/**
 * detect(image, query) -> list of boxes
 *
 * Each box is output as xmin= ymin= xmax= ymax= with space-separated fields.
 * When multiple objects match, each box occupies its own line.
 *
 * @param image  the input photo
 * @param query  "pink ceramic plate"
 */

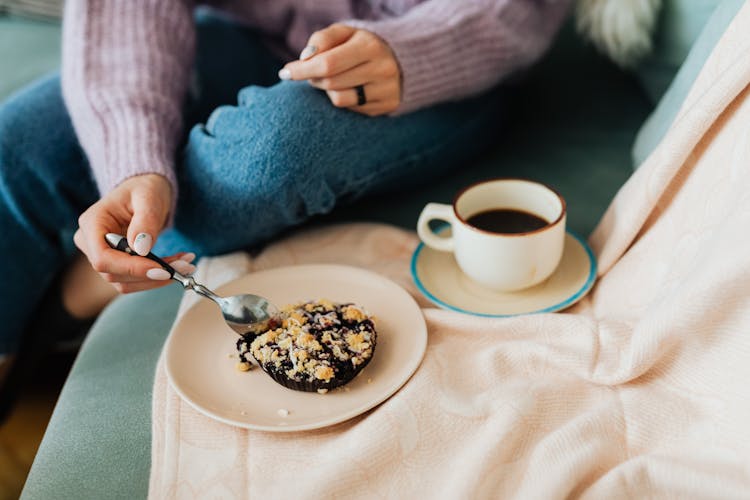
xmin=165 ymin=264 xmax=427 ymax=432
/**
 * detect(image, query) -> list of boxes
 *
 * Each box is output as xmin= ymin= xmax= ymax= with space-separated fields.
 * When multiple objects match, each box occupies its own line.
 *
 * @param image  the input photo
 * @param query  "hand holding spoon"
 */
xmin=105 ymin=234 xmax=278 ymax=336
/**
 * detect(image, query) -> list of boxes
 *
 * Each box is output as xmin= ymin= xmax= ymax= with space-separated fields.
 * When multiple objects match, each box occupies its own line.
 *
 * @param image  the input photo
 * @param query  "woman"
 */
xmin=0 ymin=1 xmax=570 ymax=376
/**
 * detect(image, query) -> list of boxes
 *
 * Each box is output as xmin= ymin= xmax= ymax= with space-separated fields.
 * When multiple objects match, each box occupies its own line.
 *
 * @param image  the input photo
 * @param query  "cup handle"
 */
xmin=417 ymin=203 xmax=455 ymax=252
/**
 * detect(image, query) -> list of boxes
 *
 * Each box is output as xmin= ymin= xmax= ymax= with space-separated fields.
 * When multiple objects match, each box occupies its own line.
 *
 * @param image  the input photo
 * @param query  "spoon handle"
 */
xmin=104 ymin=233 xmax=224 ymax=305
xmin=104 ymin=233 xmax=177 ymax=278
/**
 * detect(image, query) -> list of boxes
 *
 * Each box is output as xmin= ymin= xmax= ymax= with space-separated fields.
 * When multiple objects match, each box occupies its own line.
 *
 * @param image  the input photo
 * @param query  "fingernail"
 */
xmin=181 ymin=252 xmax=196 ymax=264
xmin=299 ymin=45 xmax=317 ymax=60
xmin=278 ymin=68 xmax=291 ymax=80
xmin=133 ymin=233 xmax=153 ymax=256
xmin=146 ymin=268 xmax=171 ymax=281
xmin=171 ymin=260 xmax=196 ymax=276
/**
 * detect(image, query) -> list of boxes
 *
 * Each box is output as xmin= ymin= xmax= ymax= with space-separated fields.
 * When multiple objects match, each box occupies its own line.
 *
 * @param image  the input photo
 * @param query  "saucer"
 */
xmin=410 ymin=229 xmax=597 ymax=316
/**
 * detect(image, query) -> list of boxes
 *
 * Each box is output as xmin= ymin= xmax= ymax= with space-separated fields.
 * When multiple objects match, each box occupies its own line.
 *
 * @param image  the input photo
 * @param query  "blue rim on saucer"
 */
xmin=410 ymin=230 xmax=597 ymax=317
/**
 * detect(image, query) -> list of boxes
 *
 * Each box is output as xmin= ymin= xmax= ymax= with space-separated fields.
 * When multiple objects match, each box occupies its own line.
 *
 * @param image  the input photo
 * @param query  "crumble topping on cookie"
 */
xmin=236 ymin=299 xmax=377 ymax=391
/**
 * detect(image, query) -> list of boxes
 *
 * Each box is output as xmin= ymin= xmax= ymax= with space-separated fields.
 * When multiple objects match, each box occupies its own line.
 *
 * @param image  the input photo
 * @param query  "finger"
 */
xmin=79 ymin=216 xmax=195 ymax=283
xmin=127 ymin=186 xmax=169 ymax=256
xmin=75 ymin=228 xmax=135 ymax=280
xmin=349 ymin=100 xmax=399 ymax=117
xmin=77 ymin=209 xmax=119 ymax=258
xmin=92 ymin=250 xmax=169 ymax=278
xmin=102 ymin=251 xmax=196 ymax=284
xmin=101 ymin=252 xmax=190 ymax=282
xmin=310 ymin=59 xmax=401 ymax=91
xmin=326 ymin=88 xmax=360 ymax=108
xmin=162 ymin=252 xmax=196 ymax=264
xmin=281 ymin=32 xmax=373 ymax=81
xmin=159 ymin=253 xmax=196 ymax=275
xmin=299 ymin=24 xmax=356 ymax=60
xmin=101 ymin=273 xmax=146 ymax=284
xmin=309 ymin=63 xmax=375 ymax=91
xmin=178 ymin=252 xmax=197 ymax=264
xmin=326 ymin=80 xmax=396 ymax=108
xmin=170 ymin=260 xmax=197 ymax=276
xmin=74 ymin=228 xmax=86 ymax=253
xmin=113 ymin=280 xmax=173 ymax=294
xmin=78 ymin=209 xmax=147 ymax=276
xmin=80 ymin=219 xmax=168 ymax=278
xmin=100 ymin=253 xmax=197 ymax=284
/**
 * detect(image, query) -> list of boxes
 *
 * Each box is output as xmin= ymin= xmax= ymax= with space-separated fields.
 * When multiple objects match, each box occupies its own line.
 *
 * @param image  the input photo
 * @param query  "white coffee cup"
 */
xmin=417 ymin=178 xmax=566 ymax=292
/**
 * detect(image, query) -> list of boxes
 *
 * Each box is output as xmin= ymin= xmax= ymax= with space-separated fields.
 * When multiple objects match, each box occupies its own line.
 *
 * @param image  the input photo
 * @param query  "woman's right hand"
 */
xmin=74 ymin=173 xmax=195 ymax=293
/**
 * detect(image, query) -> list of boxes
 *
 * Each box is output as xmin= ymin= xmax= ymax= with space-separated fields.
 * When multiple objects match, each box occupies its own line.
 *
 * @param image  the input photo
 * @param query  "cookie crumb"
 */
xmin=235 ymin=362 xmax=252 ymax=372
xmin=367 ymin=378 xmax=372 ymax=384
xmin=317 ymin=388 xmax=329 ymax=394
xmin=277 ymin=408 xmax=289 ymax=417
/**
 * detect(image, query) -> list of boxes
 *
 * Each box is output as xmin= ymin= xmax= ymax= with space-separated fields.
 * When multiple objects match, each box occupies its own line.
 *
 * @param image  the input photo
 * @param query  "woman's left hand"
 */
xmin=279 ymin=24 xmax=401 ymax=116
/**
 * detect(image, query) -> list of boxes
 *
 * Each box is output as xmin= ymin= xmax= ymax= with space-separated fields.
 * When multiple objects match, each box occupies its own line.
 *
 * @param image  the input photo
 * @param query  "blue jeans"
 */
xmin=0 ymin=15 xmax=506 ymax=354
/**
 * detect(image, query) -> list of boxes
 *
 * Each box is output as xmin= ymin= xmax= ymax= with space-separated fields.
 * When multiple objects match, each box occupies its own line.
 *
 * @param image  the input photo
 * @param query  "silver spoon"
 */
xmin=105 ymin=233 xmax=278 ymax=337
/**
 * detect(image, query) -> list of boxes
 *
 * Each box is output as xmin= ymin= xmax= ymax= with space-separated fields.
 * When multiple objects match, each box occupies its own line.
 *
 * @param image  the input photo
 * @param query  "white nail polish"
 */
xmin=171 ymin=260 xmax=196 ymax=276
xmin=133 ymin=233 xmax=153 ymax=256
xmin=181 ymin=252 xmax=196 ymax=264
xmin=299 ymin=45 xmax=317 ymax=60
xmin=146 ymin=268 xmax=171 ymax=281
xmin=278 ymin=68 xmax=291 ymax=80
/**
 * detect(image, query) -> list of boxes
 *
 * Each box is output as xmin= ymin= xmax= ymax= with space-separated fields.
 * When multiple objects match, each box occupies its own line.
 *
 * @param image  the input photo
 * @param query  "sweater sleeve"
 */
xmin=344 ymin=0 xmax=572 ymax=114
xmin=62 ymin=0 xmax=196 ymax=200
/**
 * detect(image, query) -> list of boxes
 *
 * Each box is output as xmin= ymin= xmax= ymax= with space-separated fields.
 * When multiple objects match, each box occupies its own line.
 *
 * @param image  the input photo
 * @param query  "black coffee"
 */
xmin=466 ymin=209 xmax=549 ymax=234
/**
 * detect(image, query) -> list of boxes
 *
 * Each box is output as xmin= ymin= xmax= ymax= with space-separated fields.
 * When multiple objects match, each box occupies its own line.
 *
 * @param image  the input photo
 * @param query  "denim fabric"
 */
xmin=0 ymin=15 xmax=506 ymax=353
xmin=165 ymin=81 xmax=506 ymax=256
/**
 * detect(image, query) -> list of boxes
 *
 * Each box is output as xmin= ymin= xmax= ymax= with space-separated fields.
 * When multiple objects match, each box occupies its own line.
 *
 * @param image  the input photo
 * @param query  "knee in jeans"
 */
xmin=238 ymin=81 xmax=328 ymax=116
xmin=195 ymin=93 xmax=322 ymax=175
xmin=185 ymin=82 xmax=339 ymax=211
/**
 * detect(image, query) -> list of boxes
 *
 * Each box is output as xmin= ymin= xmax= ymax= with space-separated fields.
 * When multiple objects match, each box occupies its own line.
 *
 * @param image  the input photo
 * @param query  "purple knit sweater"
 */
xmin=62 ymin=0 xmax=571 ymax=199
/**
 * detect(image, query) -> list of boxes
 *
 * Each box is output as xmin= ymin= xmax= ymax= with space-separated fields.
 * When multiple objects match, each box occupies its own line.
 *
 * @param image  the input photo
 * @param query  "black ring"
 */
xmin=355 ymin=85 xmax=367 ymax=106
